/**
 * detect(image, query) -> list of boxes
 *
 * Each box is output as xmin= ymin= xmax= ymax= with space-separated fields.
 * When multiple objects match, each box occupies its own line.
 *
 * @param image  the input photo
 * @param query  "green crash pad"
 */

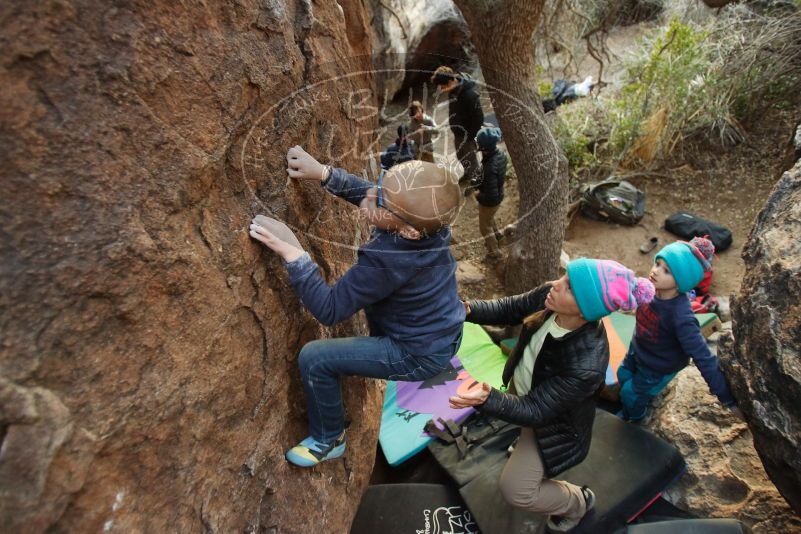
xmin=379 ymin=322 xmax=508 ymax=466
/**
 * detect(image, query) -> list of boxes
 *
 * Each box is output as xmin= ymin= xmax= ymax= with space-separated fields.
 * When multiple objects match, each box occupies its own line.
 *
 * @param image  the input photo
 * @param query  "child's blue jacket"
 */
xmin=284 ymin=168 xmax=465 ymax=356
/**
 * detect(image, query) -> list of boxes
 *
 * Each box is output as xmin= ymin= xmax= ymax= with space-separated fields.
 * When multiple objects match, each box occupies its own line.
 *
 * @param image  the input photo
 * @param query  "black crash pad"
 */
xmin=459 ymin=409 xmax=686 ymax=534
xmin=351 ymin=483 xmax=480 ymax=534
xmin=626 ymin=519 xmax=752 ymax=534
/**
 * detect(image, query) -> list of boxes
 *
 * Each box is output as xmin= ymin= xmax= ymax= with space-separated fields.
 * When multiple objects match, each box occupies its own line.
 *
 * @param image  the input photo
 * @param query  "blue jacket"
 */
xmin=380 ymin=141 xmax=415 ymax=169
xmin=630 ymin=295 xmax=735 ymax=406
xmin=284 ymin=167 xmax=465 ymax=356
xmin=475 ymin=147 xmax=507 ymax=207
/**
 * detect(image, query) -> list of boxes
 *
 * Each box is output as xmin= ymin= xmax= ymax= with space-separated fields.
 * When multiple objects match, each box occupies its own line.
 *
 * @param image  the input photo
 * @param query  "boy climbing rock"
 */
xmin=617 ymin=237 xmax=744 ymax=422
xmin=249 ymin=146 xmax=465 ymax=467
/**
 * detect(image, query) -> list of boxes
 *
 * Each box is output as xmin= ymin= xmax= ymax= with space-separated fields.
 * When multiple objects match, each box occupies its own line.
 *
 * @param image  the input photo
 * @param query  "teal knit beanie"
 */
xmin=566 ymin=258 xmax=654 ymax=321
xmin=476 ymin=127 xmax=502 ymax=150
xmin=654 ymin=237 xmax=715 ymax=294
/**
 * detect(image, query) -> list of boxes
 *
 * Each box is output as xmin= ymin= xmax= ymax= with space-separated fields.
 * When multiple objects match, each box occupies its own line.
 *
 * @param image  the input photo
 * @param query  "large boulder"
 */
xmin=719 ymin=159 xmax=801 ymax=516
xmin=648 ymin=366 xmax=801 ymax=532
xmin=368 ymin=0 xmax=470 ymax=105
xmin=0 ymin=1 xmax=384 ymax=532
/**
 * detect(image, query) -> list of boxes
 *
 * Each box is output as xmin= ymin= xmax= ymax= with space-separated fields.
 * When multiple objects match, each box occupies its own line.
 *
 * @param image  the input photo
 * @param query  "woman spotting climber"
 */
xmin=451 ymin=259 xmax=655 ymax=532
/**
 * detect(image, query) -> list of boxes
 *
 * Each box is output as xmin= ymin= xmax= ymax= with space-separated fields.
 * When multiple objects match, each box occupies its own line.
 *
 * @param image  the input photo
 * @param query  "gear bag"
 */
xmin=664 ymin=211 xmax=733 ymax=252
xmin=426 ymin=413 xmax=520 ymax=487
xmin=580 ymin=178 xmax=646 ymax=225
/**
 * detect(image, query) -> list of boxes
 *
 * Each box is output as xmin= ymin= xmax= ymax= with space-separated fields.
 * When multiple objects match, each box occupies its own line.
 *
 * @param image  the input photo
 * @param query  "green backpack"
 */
xmin=580 ymin=178 xmax=646 ymax=225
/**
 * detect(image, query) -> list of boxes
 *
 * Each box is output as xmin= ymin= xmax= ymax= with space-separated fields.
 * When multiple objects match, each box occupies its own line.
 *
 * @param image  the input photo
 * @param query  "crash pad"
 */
xmin=458 ymin=409 xmax=686 ymax=534
xmin=626 ymin=518 xmax=752 ymax=534
xmin=350 ymin=484 xmax=479 ymax=534
xmin=379 ymin=322 xmax=507 ymax=466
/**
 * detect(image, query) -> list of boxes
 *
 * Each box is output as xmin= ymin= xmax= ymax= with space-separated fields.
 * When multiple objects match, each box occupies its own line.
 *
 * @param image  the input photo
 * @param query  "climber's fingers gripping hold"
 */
xmin=286 ymin=145 xmax=327 ymax=181
xmin=249 ymin=215 xmax=305 ymax=262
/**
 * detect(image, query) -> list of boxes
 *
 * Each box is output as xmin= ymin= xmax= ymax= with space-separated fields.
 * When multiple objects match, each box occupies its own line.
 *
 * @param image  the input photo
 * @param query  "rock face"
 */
xmin=719 ymin=159 xmax=801 ymax=517
xmin=0 ymin=1 xmax=385 ymax=532
xmin=648 ymin=367 xmax=801 ymax=533
xmin=368 ymin=0 xmax=470 ymax=105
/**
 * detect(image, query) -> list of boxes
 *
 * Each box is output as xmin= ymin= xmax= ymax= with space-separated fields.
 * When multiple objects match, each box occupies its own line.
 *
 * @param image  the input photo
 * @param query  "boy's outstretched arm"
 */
xmin=285 ymin=253 xmax=410 ymax=326
xmin=250 ymin=215 xmax=409 ymax=326
xmin=675 ymin=313 xmax=737 ymax=408
xmin=286 ymin=146 xmax=373 ymax=206
xmin=249 ymin=215 xmax=304 ymax=262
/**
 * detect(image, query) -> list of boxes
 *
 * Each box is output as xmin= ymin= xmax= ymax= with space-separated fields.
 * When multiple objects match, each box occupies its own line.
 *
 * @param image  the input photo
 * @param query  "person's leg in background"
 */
xmin=454 ymin=132 xmax=479 ymax=184
xmin=477 ymin=203 xmax=501 ymax=258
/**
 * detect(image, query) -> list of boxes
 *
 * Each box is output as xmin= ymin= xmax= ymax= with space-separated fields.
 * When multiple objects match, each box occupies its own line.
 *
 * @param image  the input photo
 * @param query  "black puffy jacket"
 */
xmin=475 ymin=148 xmax=507 ymax=207
xmin=448 ymin=75 xmax=484 ymax=139
xmin=467 ymin=284 xmax=609 ymax=477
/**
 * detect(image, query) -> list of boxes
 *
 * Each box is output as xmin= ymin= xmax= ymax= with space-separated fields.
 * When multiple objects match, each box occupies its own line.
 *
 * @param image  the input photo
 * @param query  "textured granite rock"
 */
xmin=719 ymin=159 xmax=801 ymax=517
xmin=0 ymin=1 xmax=385 ymax=532
xmin=368 ymin=0 xmax=470 ymax=104
xmin=648 ymin=366 xmax=801 ymax=533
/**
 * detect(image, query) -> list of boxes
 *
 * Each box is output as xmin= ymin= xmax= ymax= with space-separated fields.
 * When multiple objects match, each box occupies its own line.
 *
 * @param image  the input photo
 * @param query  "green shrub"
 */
xmin=547 ymin=6 xmax=801 ymax=173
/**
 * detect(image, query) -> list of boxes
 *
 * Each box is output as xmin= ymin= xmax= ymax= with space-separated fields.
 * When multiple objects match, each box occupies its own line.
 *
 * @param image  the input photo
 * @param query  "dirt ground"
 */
xmin=454 ymin=107 xmax=796 ymax=303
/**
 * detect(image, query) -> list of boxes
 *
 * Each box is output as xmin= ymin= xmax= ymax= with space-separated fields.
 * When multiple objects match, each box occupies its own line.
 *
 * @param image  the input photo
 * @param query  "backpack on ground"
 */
xmin=664 ymin=212 xmax=733 ymax=252
xmin=580 ymin=178 xmax=646 ymax=225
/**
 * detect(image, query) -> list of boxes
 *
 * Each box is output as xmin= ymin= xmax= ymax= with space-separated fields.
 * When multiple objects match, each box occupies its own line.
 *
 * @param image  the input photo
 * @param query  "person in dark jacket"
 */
xmin=380 ymin=125 xmax=416 ymax=170
xmin=473 ymin=127 xmax=507 ymax=260
xmin=431 ymin=66 xmax=484 ymax=184
xmin=451 ymin=259 xmax=655 ymax=532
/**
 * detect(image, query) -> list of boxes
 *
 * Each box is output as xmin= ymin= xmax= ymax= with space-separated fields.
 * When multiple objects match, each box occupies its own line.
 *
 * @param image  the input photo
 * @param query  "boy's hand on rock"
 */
xmin=462 ymin=300 xmax=471 ymax=315
xmin=286 ymin=145 xmax=328 ymax=182
xmin=249 ymin=215 xmax=304 ymax=262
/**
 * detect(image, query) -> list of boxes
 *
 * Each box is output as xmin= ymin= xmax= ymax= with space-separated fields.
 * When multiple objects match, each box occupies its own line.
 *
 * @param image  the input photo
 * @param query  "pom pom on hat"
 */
xmin=689 ymin=236 xmax=715 ymax=270
xmin=632 ymin=277 xmax=655 ymax=306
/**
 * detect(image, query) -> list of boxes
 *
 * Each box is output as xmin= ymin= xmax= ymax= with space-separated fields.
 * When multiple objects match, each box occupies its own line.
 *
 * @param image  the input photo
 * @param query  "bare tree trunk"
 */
xmin=453 ymin=0 xmax=568 ymax=293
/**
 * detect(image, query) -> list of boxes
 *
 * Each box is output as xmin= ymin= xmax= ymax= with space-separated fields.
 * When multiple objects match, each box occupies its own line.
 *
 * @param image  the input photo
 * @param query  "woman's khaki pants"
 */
xmin=498 ymin=427 xmax=586 ymax=519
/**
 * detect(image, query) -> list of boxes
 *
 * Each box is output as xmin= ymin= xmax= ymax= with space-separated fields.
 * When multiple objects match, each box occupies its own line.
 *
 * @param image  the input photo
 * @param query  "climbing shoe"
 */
xmin=546 ymin=486 xmax=595 ymax=532
xmin=285 ymin=432 xmax=346 ymax=467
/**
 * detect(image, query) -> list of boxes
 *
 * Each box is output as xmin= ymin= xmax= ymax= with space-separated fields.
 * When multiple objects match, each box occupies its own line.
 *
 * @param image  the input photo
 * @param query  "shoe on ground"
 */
xmin=546 ymin=486 xmax=595 ymax=532
xmin=639 ymin=236 xmax=659 ymax=254
xmin=286 ymin=432 xmax=346 ymax=467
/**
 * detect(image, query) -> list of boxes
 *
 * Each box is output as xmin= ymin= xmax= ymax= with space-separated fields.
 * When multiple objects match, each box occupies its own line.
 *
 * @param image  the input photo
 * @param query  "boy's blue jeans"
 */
xmin=298 ymin=334 xmax=461 ymax=443
xmin=617 ymin=352 xmax=677 ymax=421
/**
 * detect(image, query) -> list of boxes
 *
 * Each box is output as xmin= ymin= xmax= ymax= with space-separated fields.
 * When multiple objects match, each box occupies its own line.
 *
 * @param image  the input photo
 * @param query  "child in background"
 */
xmin=380 ymin=125 xmax=416 ymax=169
xmin=472 ymin=127 xmax=507 ymax=261
xmin=617 ymin=237 xmax=743 ymax=422
xmin=408 ymin=100 xmax=439 ymax=163
xmin=249 ymin=146 xmax=465 ymax=467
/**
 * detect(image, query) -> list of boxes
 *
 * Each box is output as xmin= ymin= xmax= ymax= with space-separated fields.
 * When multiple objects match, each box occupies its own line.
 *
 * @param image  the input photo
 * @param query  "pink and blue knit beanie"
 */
xmin=566 ymin=258 xmax=655 ymax=321
xmin=654 ymin=236 xmax=715 ymax=293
